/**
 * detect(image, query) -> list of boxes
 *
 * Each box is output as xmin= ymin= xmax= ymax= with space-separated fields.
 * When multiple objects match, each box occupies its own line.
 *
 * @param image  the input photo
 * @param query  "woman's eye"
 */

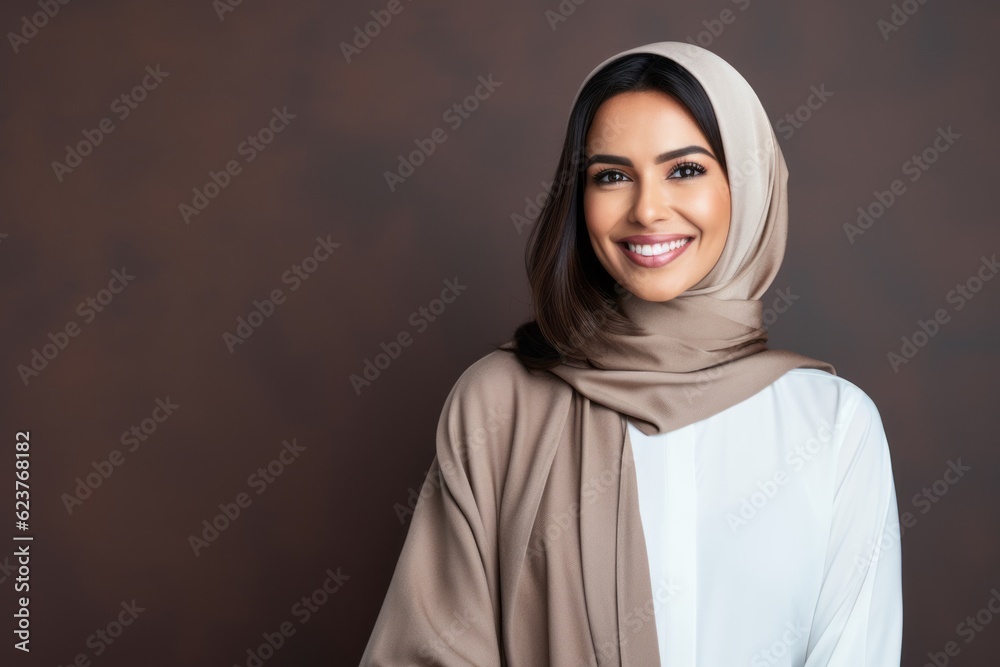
xmin=669 ymin=162 xmax=707 ymax=179
xmin=592 ymin=163 xmax=706 ymax=184
xmin=592 ymin=169 xmax=629 ymax=185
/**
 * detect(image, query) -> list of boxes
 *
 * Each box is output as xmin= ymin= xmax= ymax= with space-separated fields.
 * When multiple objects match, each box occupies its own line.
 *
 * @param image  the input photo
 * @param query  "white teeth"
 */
xmin=626 ymin=238 xmax=690 ymax=256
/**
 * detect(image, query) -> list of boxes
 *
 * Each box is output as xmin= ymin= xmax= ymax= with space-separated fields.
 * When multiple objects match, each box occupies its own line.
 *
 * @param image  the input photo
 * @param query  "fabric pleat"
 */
xmin=535 ymin=40 xmax=836 ymax=663
xmin=361 ymin=40 xmax=837 ymax=667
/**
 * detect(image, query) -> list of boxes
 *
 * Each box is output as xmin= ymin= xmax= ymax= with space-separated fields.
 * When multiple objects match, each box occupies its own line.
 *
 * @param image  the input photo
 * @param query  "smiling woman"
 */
xmin=361 ymin=42 xmax=902 ymax=667
xmin=583 ymin=89 xmax=732 ymax=302
xmin=504 ymin=52 xmax=748 ymax=366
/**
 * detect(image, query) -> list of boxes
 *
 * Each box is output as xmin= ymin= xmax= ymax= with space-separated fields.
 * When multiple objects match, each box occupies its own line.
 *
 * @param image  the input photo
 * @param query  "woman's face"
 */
xmin=583 ymin=90 xmax=731 ymax=302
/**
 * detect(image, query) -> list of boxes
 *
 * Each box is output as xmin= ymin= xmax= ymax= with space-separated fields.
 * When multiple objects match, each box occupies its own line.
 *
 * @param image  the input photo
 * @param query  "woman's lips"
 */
xmin=618 ymin=238 xmax=693 ymax=268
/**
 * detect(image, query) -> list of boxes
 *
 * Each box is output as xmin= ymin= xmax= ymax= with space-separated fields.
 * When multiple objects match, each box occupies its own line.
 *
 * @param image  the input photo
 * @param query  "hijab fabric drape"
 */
xmin=543 ymin=39 xmax=836 ymax=437
xmin=361 ymin=41 xmax=836 ymax=666
xmin=510 ymin=40 xmax=836 ymax=662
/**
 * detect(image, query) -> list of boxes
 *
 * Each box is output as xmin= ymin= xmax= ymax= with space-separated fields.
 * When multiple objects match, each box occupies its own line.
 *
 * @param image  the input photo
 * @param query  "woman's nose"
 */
xmin=629 ymin=179 xmax=673 ymax=226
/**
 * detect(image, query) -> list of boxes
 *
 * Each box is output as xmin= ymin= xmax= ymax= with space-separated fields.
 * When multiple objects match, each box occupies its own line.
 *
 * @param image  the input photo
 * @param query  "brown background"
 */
xmin=1 ymin=0 xmax=998 ymax=664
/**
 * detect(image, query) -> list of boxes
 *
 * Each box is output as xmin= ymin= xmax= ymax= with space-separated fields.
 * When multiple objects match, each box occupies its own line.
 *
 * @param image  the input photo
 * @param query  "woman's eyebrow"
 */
xmin=585 ymin=145 xmax=715 ymax=168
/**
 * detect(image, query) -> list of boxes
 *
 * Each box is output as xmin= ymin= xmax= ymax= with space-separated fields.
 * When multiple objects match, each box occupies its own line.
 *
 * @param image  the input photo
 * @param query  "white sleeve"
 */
xmin=803 ymin=390 xmax=903 ymax=665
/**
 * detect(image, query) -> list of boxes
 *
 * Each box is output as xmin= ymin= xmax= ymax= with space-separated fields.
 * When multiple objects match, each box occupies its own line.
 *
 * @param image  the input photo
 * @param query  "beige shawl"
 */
xmin=361 ymin=41 xmax=836 ymax=666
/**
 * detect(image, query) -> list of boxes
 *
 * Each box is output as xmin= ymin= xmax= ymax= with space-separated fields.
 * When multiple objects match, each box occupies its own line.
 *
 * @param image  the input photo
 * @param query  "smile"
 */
xmin=618 ymin=237 xmax=693 ymax=267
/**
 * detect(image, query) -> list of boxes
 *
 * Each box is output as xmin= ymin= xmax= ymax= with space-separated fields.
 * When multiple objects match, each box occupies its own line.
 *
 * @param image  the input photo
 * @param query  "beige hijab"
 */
xmin=545 ymin=40 xmax=836 ymax=437
xmin=361 ymin=41 xmax=835 ymax=666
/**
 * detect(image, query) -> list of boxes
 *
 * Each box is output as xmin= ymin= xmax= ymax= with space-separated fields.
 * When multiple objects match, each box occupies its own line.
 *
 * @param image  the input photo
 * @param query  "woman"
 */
xmin=361 ymin=41 xmax=902 ymax=666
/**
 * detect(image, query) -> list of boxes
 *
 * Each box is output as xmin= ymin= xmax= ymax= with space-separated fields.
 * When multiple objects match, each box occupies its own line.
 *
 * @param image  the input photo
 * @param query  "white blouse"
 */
xmin=629 ymin=368 xmax=902 ymax=666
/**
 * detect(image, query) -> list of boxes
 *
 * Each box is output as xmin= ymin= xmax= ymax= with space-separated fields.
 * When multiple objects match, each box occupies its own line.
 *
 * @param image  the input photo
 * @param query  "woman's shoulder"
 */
xmin=435 ymin=345 xmax=571 ymax=476
xmin=447 ymin=344 xmax=565 ymax=406
xmin=768 ymin=369 xmax=894 ymax=500
xmin=775 ymin=367 xmax=885 ymax=426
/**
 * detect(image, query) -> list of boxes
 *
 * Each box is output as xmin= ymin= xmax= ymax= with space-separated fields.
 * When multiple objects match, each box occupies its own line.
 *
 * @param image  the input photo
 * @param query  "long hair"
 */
xmin=496 ymin=53 xmax=729 ymax=371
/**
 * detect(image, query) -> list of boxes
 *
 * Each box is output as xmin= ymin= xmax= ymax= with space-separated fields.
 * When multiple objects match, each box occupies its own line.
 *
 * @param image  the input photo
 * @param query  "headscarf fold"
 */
xmin=505 ymin=40 xmax=835 ymax=663
xmin=544 ymin=40 xmax=835 ymax=436
xmin=363 ymin=41 xmax=838 ymax=667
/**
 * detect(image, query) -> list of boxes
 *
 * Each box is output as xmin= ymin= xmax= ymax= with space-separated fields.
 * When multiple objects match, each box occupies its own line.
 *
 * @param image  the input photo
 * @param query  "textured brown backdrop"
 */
xmin=1 ymin=0 xmax=998 ymax=664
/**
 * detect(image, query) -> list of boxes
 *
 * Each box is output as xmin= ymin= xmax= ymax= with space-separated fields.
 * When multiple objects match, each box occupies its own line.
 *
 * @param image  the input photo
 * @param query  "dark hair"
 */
xmin=493 ymin=53 xmax=729 ymax=370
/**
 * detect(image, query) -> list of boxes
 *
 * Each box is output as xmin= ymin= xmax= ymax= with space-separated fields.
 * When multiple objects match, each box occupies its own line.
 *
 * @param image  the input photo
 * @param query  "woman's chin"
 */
xmin=618 ymin=280 xmax=687 ymax=303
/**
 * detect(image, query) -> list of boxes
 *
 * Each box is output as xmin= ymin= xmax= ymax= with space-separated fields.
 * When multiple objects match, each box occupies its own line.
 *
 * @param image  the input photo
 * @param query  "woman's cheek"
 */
xmin=683 ymin=189 xmax=728 ymax=233
xmin=585 ymin=197 xmax=615 ymax=237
